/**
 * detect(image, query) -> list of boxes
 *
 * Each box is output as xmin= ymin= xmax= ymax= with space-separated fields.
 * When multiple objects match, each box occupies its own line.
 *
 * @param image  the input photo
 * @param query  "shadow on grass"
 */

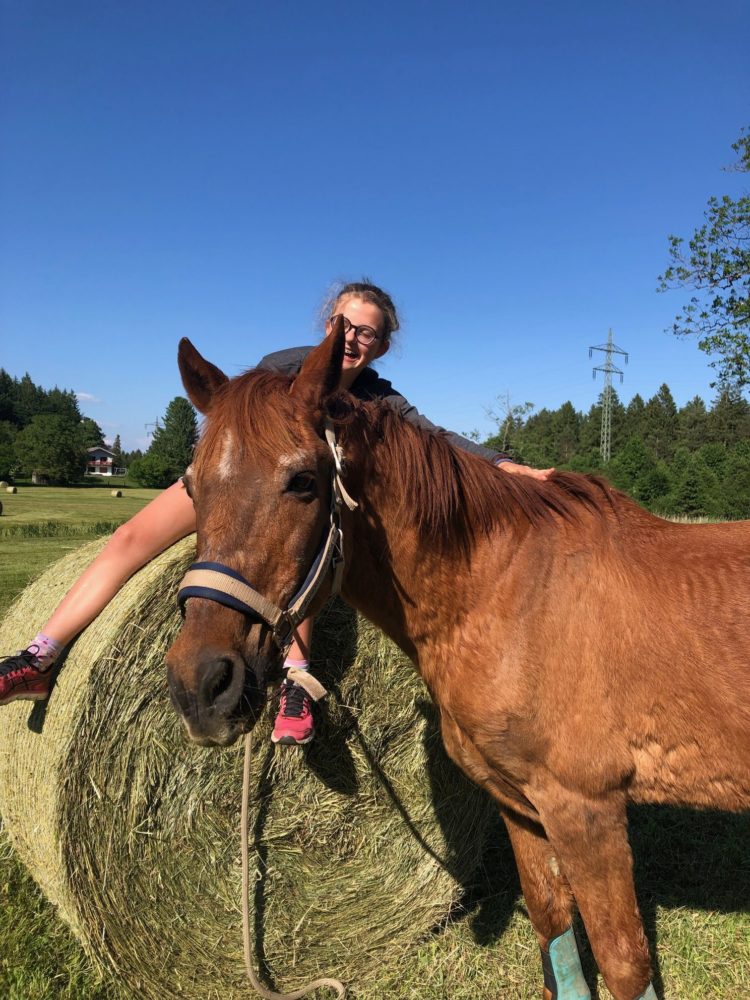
xmin=433 ymin=795 xmax=750 ymax=999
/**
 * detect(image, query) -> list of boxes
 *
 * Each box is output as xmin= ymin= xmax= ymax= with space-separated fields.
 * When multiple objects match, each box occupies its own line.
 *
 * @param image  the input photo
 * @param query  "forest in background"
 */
xmin=483 ymin=383 xmax=750 ymax=519
xmin=2 ymin=365 xmax=748 ymax=517
xmin=0 ymin=369 xmax=196 ymax=487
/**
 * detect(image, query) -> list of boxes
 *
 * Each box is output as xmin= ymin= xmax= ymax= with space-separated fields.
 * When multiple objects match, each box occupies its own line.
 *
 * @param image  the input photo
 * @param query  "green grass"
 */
xmin=0 ymin=488 xmax=748 ymax=999
xmin=0 ymin=486 xmax=158 ymax=526
xmin=0 ymin=830 xmax=126 ymax=1000
xmin=0 ymin=487 xmax=158 ymax=619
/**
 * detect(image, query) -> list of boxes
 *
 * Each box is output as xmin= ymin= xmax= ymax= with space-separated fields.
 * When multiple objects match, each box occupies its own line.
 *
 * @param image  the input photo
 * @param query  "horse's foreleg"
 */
xmin=501 ymin=809 xmax=591 ymax=1000
xmin=440 ymin=712 xmax=591 ymax=1000
xmin=535 ymin=787 xmax=653 ymax=1000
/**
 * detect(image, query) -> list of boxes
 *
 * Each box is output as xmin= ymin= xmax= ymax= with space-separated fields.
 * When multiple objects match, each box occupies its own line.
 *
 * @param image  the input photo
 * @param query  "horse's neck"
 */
xmin=338 ymin=433 xmax=493 ymax=670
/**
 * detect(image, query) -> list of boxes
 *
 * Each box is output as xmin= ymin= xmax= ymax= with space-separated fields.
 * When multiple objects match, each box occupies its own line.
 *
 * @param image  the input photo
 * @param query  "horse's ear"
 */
xmin=178 ymin=338 xmax=229 ymax=414
xmin=290 ymin=318 xmax=345 ymax=409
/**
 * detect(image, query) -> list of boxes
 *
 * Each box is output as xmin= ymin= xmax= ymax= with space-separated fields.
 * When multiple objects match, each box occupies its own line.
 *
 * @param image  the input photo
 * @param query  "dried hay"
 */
xmin=6 ymin=485 xmax=17 ymax=493
xmin=0 ymin=537 xmax=495 ymax=999
xmin=111 ymin=489 xmax=123 ymax=497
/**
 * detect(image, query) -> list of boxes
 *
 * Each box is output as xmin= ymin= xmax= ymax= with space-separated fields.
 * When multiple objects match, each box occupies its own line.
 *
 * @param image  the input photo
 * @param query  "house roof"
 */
xmin=87 ymin=446 xmax=115 ymax=457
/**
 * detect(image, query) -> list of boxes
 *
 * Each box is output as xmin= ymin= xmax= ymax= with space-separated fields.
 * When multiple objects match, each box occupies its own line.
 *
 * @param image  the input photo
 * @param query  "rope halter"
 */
xmin=177 ymin=419 xmax=357 ymax=652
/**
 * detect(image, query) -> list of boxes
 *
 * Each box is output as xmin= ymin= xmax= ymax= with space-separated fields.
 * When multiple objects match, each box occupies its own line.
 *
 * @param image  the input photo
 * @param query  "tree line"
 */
xmin=2 ymin=365 xmax=748 ymax=515
xmin=0 ymin=370 xmax=107 ymax=483
xmin=484 ymin=383 xmax=750 ymax=519
xmin=0 ymin=369 xmax=197 ymax=487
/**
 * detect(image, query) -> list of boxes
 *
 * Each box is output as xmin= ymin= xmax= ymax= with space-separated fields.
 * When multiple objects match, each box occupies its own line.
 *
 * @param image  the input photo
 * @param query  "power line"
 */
xmin=589 ymin=330 xmax=628 ymax=463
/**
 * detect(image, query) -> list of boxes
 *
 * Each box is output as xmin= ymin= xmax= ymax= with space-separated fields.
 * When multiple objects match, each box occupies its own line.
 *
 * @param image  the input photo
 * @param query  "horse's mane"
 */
xmin=195 ymin=368 xmax=623 ymax=547
xmin=335 ymin=394 xmax=621 ymax=546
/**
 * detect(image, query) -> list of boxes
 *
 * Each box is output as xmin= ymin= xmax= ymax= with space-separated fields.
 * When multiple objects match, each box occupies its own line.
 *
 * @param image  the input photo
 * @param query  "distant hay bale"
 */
xmin=6 ymin=485 xmax=17 ymax=493
xmin=0 ymin=480 xmax=8 ymax=488
xmin=0 ymin=538 xmax=495 ymax=999
xmin=110 ymin=489 xmax=123 ymax=497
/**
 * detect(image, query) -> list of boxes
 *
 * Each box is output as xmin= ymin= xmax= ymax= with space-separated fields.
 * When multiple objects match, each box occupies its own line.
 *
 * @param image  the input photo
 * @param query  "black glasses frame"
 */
xmin=330 ymin=314 xmax=381 ymax=347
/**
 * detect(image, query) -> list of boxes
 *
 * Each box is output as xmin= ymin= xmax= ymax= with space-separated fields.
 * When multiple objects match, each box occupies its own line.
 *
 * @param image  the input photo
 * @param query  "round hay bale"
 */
xmin=110 ymin=489 xmax=123 ymax=497
xmin=0 ymin=480 xmax=8 ymax=488
xmin=0 ymin=538 xmax=495 ymax=999
xmin=6 ymin=485 xmax=17 ymax=493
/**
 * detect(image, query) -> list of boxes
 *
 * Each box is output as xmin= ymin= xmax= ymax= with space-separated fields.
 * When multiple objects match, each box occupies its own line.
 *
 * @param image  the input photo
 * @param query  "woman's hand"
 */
xmin=498 ymin=461 xmax=555 ymax=481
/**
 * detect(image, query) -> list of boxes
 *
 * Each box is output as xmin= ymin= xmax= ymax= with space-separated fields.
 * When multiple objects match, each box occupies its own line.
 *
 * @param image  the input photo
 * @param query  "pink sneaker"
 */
xmin=271 ymin=678 xmax=315 ymax=745
xmin=0 ymin=647 xmax=54 ymax=705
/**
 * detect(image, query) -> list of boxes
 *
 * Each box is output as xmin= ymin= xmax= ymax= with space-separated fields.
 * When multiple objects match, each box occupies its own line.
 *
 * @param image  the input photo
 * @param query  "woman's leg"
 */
xmin=1 ymin=482 xmax=196 ymax=706
xmin=272 ymin=616 xmax=316 ymax=745
xmin=43 ymin=480 xmax=196 ymax=646
xmin=287 ymin=618 xmax=312 ymax=662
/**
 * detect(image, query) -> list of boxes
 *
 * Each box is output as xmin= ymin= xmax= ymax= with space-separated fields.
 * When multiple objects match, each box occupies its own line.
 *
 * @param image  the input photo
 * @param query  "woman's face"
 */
xmin=325 ymin=295 xmax=389 ymax=386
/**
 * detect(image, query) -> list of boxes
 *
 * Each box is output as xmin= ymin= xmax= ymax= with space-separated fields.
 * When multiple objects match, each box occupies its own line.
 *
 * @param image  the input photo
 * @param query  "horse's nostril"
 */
xmin=198 ymin=653 xmax=245 ymax=716
xmin=207 ymin=659 xmax=234 ymax=703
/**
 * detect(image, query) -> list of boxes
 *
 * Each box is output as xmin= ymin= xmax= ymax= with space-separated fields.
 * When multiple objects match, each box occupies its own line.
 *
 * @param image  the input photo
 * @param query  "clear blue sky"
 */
xmin=1 ymin=1 xmax=748 ymax=451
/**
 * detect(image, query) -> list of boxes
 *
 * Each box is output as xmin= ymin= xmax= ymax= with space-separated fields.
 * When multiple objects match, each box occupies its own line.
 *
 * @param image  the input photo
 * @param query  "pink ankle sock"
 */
xmin=284 ymin=657 xmax=309 ymax=672
xmin=28 ymin=632 xmax=62 ymax=669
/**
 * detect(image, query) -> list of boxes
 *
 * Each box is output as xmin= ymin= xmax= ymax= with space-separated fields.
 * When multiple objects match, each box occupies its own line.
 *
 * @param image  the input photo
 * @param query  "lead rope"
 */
xmin=241 ymin=733 xmax=346 ymax=1000
xmin=239 ymin=419 xmax=350 ymax=997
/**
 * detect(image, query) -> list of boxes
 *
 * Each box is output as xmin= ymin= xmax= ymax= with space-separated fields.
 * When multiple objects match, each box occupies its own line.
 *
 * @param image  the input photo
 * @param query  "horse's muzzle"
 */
xmin=166 ymin=646 xmax=269 ymax=747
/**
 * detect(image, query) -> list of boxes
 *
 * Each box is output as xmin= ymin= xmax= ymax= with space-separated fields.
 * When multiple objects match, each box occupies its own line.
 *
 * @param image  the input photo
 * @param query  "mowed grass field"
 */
xmin=0 ymin=487 xmax=749 ymax=998
xmin=0 ymin=487 xmax=160 ymax=619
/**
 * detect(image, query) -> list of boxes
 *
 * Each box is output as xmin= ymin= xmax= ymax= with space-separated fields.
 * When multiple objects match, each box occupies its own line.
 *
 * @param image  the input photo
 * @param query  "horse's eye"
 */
xmin=286 ymin=472 xmax=317 ymax=497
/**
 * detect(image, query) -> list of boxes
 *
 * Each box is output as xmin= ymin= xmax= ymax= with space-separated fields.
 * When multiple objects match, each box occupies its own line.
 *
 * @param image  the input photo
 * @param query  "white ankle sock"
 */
xmin=28 ymin=632 xmax=62 ymax=670
xmin=284 ymin=657 xmax=309 ymax=673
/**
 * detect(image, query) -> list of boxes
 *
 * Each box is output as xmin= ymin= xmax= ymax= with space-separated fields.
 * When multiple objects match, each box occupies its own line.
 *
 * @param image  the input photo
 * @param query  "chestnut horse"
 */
xmin=166 ymin=327 xmax=750 ymax=1000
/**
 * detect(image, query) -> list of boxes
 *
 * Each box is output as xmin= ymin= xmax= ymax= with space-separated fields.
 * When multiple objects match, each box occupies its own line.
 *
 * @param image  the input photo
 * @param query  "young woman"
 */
xmin=0 ymin=282 xmax=552 ymax=742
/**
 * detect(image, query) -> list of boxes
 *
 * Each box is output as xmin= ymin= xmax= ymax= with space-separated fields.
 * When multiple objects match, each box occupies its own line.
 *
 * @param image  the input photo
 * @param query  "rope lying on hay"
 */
xmin=0 ymin=537 xmax=495 ymax=999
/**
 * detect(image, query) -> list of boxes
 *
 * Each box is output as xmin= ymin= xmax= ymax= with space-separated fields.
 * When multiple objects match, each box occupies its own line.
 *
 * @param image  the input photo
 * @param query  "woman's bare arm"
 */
xmin=44 ymin=481 xmax=197 ymax=646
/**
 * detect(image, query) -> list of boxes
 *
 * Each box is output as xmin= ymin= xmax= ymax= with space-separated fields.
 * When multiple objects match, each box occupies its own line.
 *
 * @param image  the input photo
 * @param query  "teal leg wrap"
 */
xmin=635 ymin=985 xmax=658 ymax=1000
xmin=540 ymin=927 xmax=591 ymax=999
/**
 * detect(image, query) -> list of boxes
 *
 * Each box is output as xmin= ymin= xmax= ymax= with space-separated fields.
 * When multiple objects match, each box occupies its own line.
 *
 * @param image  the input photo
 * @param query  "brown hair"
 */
xmin=322 ymin=279 xmax=400 ymax=343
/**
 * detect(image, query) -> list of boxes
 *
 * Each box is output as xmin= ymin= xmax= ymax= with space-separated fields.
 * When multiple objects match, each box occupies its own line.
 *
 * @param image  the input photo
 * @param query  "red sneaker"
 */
xmin=271 ymin=678 xmax=315 ymax=745
xmin=0 ymin=648 xmax=54 ymax=705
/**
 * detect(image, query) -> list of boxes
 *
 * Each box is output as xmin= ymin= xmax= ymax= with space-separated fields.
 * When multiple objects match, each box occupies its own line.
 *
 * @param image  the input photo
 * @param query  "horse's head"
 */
xmin=165 ymin=324 xmax=347 ymax=746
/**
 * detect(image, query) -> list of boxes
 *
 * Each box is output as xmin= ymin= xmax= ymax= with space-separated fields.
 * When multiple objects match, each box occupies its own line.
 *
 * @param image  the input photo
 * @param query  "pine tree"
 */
xmin=642 ymin=385 xmax=678 ymax=462
xmin=0 ymin=370 xmax=16 ymax=424
xmin=708 ymin=387 xmax=750 ymax=447
xmin=623 ymin=394 xmax=646 ymax=441
xmin=552 ymin=402 xmax=581 ymax=463
xmin=722 ymin=440 xmax=750 ymax=518
xmin=609 ymin=436 xmax=655 ymax=486
xmin=0 ymin=421 xmax=17 ymax=480
xmin=149 ymin=397 xmax=198 ymax=476
xmin=112 ymin=434 xmax=124 ymax=471
xmin=670 ymin=453 xmax=723 ymax=518
xmin=15 ymin=374 xmax=44 ymax=426
xmin=677 ymin=396 xmax=709 ymax=451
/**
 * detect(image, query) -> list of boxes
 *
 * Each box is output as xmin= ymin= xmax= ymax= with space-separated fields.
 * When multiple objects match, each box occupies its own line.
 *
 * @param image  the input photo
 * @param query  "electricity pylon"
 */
xmin=144 ymin=418 xmax=161 ymax=440
xmin=589 ymin=330 xmax=628 ymax=463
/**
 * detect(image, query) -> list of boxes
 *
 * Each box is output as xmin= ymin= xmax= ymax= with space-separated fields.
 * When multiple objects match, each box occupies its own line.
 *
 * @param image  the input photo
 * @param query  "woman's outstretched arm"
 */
xmin=43 ymin=480 xmax=196 ymax=647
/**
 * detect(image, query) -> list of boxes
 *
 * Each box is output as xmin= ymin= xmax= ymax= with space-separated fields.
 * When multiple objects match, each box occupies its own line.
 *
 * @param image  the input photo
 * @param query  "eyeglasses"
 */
xmin=329 ymin=314 xmax=381 ymax=347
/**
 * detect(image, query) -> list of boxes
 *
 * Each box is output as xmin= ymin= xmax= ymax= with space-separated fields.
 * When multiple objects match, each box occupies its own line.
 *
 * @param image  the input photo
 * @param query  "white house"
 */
xmin=86 ymin=446 xmax=126 ymax=477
